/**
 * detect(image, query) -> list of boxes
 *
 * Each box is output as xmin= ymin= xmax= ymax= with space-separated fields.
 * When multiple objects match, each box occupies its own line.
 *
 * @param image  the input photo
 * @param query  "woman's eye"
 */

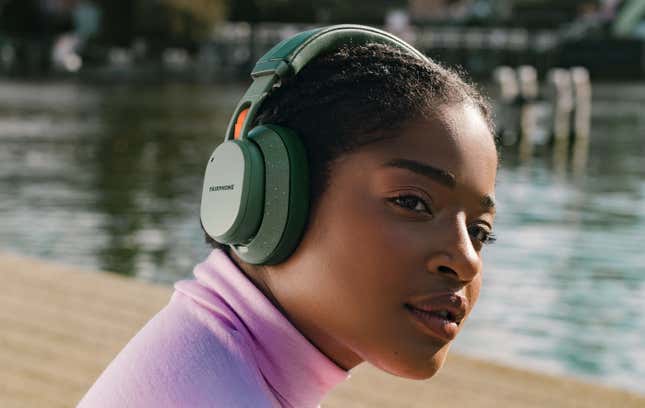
xmin=389 ymin=195 xmax=431 ymax=214
xmin=468 ymin=225 xmax=496 ymax=245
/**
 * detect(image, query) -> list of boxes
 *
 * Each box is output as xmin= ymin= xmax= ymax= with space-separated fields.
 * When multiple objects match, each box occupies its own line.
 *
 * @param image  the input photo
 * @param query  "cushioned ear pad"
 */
xmin=233 ymin=124 xmax=309 ymax=265
xmin=262 ymin=124 xmax=310 ymax=264
xmin=200 ymin=140 xmax=265 ymax=244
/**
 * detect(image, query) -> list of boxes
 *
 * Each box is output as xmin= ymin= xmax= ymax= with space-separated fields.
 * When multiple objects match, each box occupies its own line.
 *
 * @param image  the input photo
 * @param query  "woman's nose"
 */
xmin=426 ymin=214 xmax=480 ymax=283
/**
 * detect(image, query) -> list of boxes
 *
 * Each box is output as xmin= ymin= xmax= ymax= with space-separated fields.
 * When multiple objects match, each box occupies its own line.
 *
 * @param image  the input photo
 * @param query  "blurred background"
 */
xmin=1 ymin=0 xmax=644 ymax=396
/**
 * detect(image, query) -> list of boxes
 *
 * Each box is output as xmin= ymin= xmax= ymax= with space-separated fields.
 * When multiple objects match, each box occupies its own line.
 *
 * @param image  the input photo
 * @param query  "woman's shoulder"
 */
xmin=77 ymin=290 xmax=279 ymax=407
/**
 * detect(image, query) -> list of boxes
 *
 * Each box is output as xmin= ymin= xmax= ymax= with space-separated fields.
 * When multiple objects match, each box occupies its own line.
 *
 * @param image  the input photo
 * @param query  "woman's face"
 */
xmin=268 ymin=103 xmax=498 ymax=379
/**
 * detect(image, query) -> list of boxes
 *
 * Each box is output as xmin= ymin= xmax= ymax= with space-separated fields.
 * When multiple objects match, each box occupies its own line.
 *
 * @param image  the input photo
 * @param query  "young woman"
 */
xmin=79 ymin=25 xmax=497 ymax=407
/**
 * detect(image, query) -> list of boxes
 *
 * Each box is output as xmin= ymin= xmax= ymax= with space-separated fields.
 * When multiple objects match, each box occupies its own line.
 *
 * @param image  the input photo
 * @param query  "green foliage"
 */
xmin=95 ymin=0 xmax=227 ymax=49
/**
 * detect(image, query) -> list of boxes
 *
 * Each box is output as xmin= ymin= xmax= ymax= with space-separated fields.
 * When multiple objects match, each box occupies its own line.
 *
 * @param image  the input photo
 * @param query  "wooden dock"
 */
xmin=1 ymin=251 xmax=644 ymax=408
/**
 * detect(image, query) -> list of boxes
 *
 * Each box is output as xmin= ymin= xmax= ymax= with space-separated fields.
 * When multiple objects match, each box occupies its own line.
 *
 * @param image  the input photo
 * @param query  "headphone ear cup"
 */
xmin=232 ymin=125 xmax=309 ymax=265
xmin=200 ymin=140 xmax=265 ymax=244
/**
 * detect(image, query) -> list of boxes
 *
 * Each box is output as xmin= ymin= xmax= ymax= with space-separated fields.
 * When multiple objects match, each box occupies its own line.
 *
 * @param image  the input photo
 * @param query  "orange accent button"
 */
xmin=234 ymin=108 xmax=249 ymax=140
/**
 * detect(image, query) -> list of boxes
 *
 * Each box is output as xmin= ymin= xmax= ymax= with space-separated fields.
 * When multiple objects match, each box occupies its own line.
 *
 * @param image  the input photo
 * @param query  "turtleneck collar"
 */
xmin=174 ymin=249 xmax=349 ymax=407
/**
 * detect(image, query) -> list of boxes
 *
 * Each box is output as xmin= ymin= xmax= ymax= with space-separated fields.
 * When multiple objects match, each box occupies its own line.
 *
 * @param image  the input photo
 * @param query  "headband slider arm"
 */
xmin=251 ymin=59 xmax=293 ymax=81
xmin=225 ymin=74 xmax=277 ymax=141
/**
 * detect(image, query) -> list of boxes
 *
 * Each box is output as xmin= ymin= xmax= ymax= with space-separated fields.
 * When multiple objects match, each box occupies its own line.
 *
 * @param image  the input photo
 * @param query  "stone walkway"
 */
xmin=1 ymin=251 xmax=643 ymax=408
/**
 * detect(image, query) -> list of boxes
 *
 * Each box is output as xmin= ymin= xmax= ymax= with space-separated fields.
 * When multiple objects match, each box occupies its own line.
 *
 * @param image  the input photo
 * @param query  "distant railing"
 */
xmin=199 ymin=23 xmax=563 ymax=78
xmin=1 ymin=22 xmax=642 ymax=80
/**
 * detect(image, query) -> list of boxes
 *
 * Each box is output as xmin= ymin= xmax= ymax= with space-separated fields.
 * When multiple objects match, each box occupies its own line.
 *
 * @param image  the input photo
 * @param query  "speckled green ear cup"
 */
xmin=232 ymin=125 xmax=309 ymax=265
xmin=200 ymin=140 xmax=265 ymax=244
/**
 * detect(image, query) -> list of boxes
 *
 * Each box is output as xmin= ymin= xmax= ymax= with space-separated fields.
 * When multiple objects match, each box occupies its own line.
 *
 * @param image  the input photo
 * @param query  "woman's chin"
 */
xmin=372 ymin=344 xmax=451 ymax=380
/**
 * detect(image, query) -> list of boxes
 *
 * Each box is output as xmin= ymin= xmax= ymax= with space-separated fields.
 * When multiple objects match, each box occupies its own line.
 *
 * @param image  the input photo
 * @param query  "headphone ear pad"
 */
xmin=232 ymin=124 xmax=309 ymax=265
xmin=200 ymin=140 xmax=265 ymax=244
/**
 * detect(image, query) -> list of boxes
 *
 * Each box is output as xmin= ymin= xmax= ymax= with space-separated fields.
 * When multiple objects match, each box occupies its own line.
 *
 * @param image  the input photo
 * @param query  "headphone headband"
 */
xmin=203 ymin=24 xmax=428 ymax=264
xmin=225 ymin=24 xmax=426 ymax=142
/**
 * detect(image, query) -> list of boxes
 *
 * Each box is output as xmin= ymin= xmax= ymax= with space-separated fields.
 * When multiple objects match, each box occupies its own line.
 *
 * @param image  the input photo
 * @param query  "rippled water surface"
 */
xmin=1 ymin=79 xmax=643 ymax=393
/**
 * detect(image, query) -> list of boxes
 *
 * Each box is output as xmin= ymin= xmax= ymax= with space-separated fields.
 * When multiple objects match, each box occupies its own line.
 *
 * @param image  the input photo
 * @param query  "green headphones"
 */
xmin=200 ymin=24 xmax=427 ymax=265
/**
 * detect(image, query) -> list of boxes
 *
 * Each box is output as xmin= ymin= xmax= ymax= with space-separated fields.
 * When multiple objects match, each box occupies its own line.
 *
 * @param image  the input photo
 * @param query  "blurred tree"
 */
xmin=0 ymin=0 xmax=70 ymax=74
xmin=229 ymin=0 xmax=314 ymax=23
xmin=159 ymin=0 xmax=227 ymax=42
xmin=509 ymin=0 xmax=597 ymax=28
xmin=318 ymin=0 xmax=408 ymax=24
xmin=0 ymin=0 xmax=77 ymax=37
xmin=227 ymin=0 xmax=406 ymax=68
xmin=94 ymin=2 xmax=135 ymax=47
xmin=228 ymin=0 xmax=406 ymax=25
xmin=0 ymin=0 xmax=45 ymax=36
xmin=94 ymin=0 xmax=227 ymax=54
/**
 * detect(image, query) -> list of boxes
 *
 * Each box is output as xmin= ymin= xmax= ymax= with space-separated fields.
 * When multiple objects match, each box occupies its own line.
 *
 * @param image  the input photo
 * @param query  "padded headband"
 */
xmin=224 ymin=24 xmax=428 ymax=142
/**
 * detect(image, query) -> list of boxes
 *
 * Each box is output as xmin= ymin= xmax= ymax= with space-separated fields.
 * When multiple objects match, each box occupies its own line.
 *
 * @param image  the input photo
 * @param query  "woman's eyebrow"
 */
xmin=383 ymin=158 xmax=456 ymax=188
xmin=383 ymin=158 xmax=496 ymax=212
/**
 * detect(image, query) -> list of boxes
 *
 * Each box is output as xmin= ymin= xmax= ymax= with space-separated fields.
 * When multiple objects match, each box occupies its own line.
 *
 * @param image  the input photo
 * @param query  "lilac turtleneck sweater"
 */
xmin=77 ymin=249 xmax=349 ymax=407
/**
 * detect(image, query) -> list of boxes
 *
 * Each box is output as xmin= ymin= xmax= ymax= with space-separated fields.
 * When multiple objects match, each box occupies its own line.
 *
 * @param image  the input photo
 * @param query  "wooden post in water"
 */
xmin=492 ymin=66 xmax=521 ymax=145
xmin=547 ymin=68 xmax=574 ymax=168
xmin=517 ymin=65 xmax=539 ymax=161
xmin=571 ymin=66 xmax=592 ymax=175
xmin=492 ymin=63 xmax=592 ymax=169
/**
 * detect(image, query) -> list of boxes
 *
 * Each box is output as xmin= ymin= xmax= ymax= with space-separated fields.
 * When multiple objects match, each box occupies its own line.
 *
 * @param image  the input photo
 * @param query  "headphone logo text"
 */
xmin=209 ymin=184 xmax=235 ymax=192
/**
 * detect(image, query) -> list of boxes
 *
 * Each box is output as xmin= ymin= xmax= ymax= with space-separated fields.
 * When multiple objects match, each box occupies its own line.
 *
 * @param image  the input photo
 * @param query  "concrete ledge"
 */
xmin=1 ymin=251 xmax=643 ymax=408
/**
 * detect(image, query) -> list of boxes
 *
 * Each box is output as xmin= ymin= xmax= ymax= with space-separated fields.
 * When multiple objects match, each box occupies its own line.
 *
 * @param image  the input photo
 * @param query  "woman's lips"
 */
xmin=404 ymin=293 xmax=469 ymax=342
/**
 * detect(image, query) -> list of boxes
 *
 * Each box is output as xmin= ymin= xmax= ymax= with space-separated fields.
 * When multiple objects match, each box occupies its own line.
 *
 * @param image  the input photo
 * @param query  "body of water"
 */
xmin=1 ymin=79 xmax=643 ymax=394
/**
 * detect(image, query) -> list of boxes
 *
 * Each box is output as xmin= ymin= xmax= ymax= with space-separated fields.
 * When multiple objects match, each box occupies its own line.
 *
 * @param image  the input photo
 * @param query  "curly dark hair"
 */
xmin=205 ymin=41 xmax=495 ymax=250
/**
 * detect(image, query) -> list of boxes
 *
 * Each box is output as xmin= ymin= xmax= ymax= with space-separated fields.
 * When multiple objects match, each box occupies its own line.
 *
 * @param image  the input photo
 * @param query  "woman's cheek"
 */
xmin=464 ymin=275 xmax=482 ymax=319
